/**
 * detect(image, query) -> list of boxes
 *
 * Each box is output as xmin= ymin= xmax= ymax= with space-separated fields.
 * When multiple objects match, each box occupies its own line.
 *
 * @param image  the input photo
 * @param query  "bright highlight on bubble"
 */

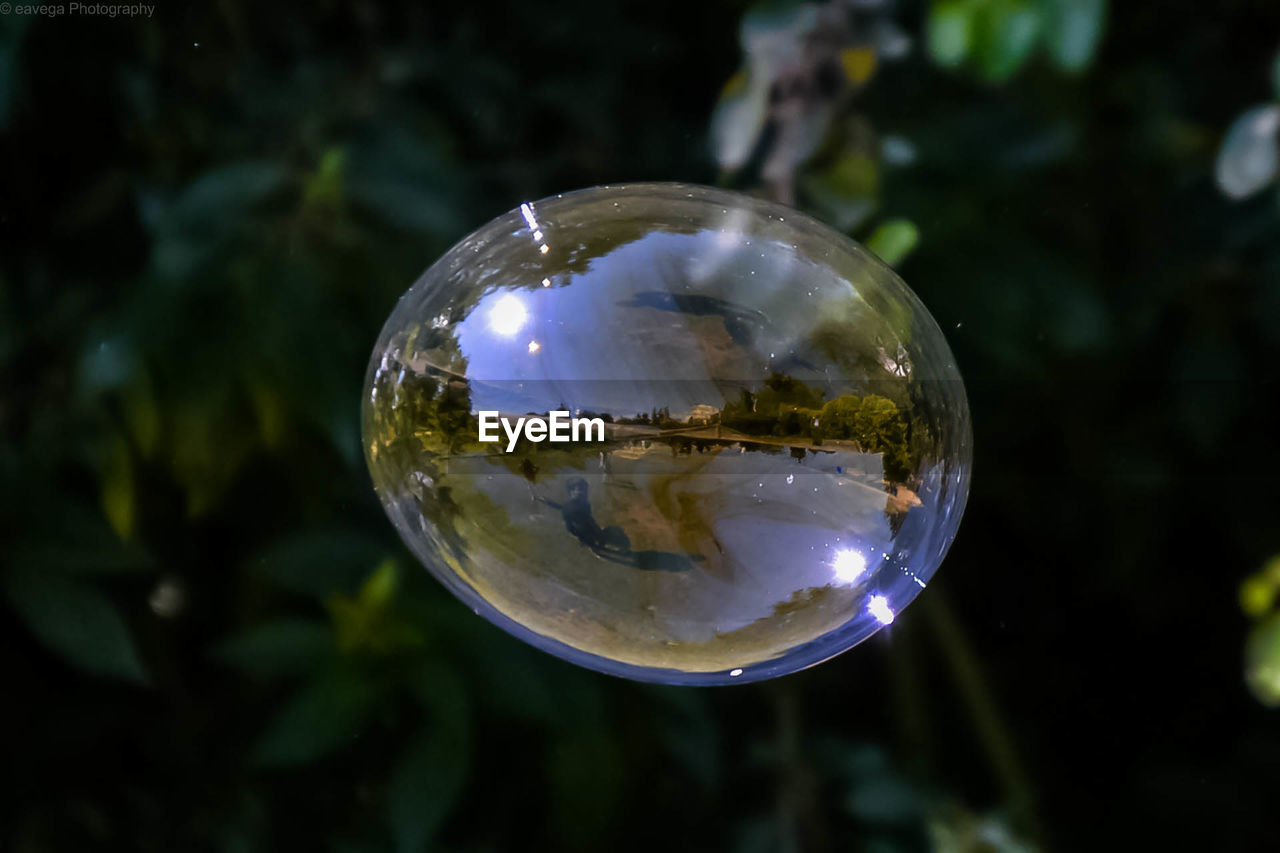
xmin=487 ymin=294 xmax=528 ymax=337
xmin=363 ymin=183 xmax=971 ymax=684
xmin=868 ymin=595 xmax=895 ymax=626
xmin=832 ymin=548 xmax=868 ymax=584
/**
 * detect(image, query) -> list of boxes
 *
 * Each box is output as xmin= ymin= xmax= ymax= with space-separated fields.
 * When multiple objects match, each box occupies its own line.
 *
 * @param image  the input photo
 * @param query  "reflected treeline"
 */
xmin=369 ymin=345 xmax=923 ymax=487
xmin=365 ymin=326 xmax=474 ymax=469
xmin=718 ymin=373 xmax=913 ymax=481
xmin=365 ymin=332 xmax=480 ymax=567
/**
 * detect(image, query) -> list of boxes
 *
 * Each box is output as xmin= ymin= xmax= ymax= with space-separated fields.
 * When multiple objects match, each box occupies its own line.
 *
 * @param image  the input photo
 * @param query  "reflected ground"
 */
xmin=364 ymin=185 xmax=970 ymax=680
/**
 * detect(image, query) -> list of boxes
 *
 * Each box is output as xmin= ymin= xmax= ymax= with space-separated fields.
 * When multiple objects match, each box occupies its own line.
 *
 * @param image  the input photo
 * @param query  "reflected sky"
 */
xmin=455 ymin=228 xmax=870 ymax=418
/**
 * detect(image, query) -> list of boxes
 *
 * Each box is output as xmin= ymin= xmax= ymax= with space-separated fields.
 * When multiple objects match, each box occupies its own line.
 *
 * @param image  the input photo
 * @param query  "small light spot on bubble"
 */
xmin=729 ymin=668 xmax=743 ymax=677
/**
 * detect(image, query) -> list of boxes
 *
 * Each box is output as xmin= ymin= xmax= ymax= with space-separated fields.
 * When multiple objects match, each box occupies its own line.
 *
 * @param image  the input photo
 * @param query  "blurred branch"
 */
xmin=771 ymin=681 xmax=825 ymax=853
xmin=890 ymin=614 xmax=934 ymax=777
xmin=923 ymin=589 xmax=1041 ymax=841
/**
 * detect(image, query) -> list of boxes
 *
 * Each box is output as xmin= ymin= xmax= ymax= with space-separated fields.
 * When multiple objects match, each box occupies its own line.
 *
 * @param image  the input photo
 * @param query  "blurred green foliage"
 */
xmin=866 ymin=218 xmax=921 ymax=266
xmin=1242 ymin=555 xmax=1280 ymax=706
xmin=925 ymin=0 xmax=1107 ymax=81
xmin=3 ymin=1 xmax=1280 ymax=851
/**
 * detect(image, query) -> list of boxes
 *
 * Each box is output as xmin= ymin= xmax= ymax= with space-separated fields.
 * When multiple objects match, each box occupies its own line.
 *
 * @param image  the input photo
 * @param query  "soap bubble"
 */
xmin=363 ymin=184 xmax=970 ymax=684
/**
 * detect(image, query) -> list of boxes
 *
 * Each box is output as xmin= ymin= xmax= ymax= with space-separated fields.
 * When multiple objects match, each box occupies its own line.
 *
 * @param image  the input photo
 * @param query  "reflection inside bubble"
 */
xmin=363 ymin=183 xmax=970 ymax=684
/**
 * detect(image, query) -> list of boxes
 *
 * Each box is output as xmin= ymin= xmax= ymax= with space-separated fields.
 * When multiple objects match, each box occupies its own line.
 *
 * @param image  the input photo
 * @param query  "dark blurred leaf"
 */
xmin=436 ymin=613 xmax=560 ymax=724
xmin=387 ymin=727 xmax=467 ymax=853
xmin=825 ymin=742 xmax=925 ymax=825
xmin=1246 ymin=612 xmax=1280 ymax=707
xmin=330 ymin=560 xmax=425 ymax=654
xmin=996 ymin=121 xmax=1076 ymax=171
xmin=1239 ymin=556 xmax=1280 ymax=619
xmin=99 ymin=434 xmax=135 ymax=540
xmin=214 ymin=619 xmax=333 ymax=680
xmin=801 ymin=150 xmax=879 ymax=232
xmin=152 ymin=235 xmax=221 ymax=281
xmin=148 ymin=162 xmax=293 ymax=281
xmin=343 ymin=126 xmax=465 ymax=236
xmin=0 ymin=41 xmax=13 ymax=132
xmin=78 ymin=336 xmax=137 ymax=396
xmin=847 ymin=774 xmax=924 ymax=824
xmin=1172 ymin=338 xmax=1245 ymax=447
xmin=12 ymin=503 xmax=154 ymax=576
xmin=123 ymin=378 xmax=162 ymax=458
xmin=253 ymin=664 xmax=377 ymax=766
xmin=3 ymin=564 xmax=148 ymax=683
xmin=733 ymin=816 xmax=785 ymax=853
xmin=163 ymin=161 xmax=291 ymax=233
xmin=1042 ymin=0 xmax=1107 ymax=73
xmin=390 ymin=663 xmax=469 ymax=853
xmin=1039 ymin=278 xmax=1108 ymax=352
xmin=302 ymin=147 xmax=346 ymax=212
xmin=12 ymin=540 xmax=153 ymax=577
xmin=0 ymin=273 xmax=14 ymax=366
xmin=547 ymin=726 xmax=623 ymax=849
xmin=254 ymin=530 xmax=387 ymax=599
xmin=247 ymin=380 xmax=287 ymax=449
xmin=217 ymin=791 xmax=268 ymax=853
xmin=978 ymin=0 xmax=1041 ymax=82
xmin=811 ymin=738 xmax=895 ymax=786
xmin=346 ymin=179 xmax=463 ymax=236
xmin=168 ymin=398 xmax=254 ymax=517
xmin=648 ymin=686 xmax=719 ymax=790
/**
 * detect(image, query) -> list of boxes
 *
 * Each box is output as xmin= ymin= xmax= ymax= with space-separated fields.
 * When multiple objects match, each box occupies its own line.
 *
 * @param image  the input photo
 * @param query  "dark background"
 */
xmin=2 ymin=1 xmax=1279 ymax=850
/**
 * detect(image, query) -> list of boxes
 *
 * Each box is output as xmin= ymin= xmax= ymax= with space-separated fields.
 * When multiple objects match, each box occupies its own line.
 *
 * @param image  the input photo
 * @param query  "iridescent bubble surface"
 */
xmin=363 ymin=184 xmax=971 ymax=684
